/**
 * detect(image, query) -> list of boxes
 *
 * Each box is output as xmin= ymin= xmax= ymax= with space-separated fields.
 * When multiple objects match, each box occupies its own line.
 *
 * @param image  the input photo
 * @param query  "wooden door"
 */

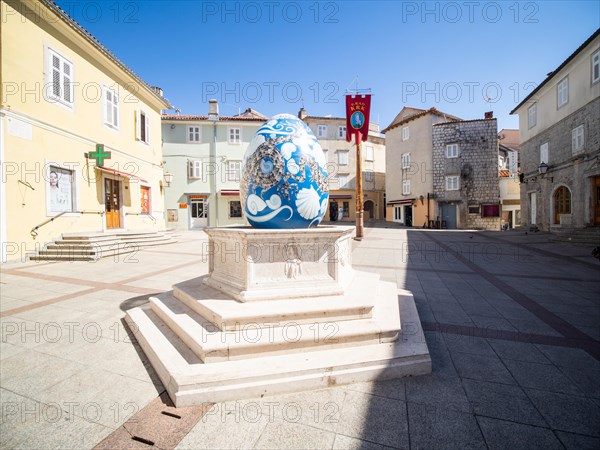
xmin=104 ymin=178 xmax=121 ymax=228
xmin=594 ymin=177 xmax=600 ymax=226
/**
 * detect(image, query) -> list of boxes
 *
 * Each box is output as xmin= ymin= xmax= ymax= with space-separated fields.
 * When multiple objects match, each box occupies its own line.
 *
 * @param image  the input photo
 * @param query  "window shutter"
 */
xmin=145 ymin=113 xmax=150 ymax=144
xmin=188 ymin=160 xmax=193 ymax=178
xmin=135 ymin=110 xmax=141 ymax=140
xmin=113 ymin=90 xmax=119 ymax=127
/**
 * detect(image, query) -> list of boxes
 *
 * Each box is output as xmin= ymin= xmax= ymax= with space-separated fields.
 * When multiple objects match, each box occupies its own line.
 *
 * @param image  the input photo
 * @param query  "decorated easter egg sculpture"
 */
xmin=240 ymin=114 xmax=329 ymax=229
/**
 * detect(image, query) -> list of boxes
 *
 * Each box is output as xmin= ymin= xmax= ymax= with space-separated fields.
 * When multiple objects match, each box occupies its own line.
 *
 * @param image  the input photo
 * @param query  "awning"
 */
xmin=330 ymin=194 xmax=353 ymax=200
xmin=387 ymin=198 xmax=415 ymax=205
xmin=220 ymin=190 xmax=240 ymax=196
xmin=96 ymin=166 xmax=148 ymax=183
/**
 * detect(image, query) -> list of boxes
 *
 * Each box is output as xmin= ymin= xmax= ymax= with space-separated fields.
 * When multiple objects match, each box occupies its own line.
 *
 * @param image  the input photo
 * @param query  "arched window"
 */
xmin=553 ymin=186 xmax=571 ymax=224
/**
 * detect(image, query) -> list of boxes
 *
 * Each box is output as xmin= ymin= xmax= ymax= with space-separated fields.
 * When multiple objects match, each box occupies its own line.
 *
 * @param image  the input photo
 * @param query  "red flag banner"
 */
xmin=346 ymin=94 xmax=371 ymax=142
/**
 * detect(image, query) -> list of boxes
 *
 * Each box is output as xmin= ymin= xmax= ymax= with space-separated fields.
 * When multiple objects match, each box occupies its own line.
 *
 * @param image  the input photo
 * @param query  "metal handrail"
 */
xmin=31 ymin=212 xmax=68 ymax=239
xmin=30 ymin=210 xmax=104 ymax=238
xmin=125 ymin=212 xmax=157 ymax=223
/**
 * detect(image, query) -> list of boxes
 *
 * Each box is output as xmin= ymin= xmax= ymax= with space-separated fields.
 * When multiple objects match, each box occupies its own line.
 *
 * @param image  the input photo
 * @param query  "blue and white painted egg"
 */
xmin=240 ymin=114 xmax=329 ymax=229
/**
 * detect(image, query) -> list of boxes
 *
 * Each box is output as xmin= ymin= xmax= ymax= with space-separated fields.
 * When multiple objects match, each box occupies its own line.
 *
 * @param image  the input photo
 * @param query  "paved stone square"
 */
xmin=1 ymin=225 xmax=599 ymax=449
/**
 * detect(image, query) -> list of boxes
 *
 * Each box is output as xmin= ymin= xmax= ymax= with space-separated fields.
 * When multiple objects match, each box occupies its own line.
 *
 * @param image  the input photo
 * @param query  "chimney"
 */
xmin=208 ymin=99 xmax=219 ymax=120
xmin=484 ymin=111 xmax=493 ymax=119
xmin=298 ymin=107 xmax=307 ymax=120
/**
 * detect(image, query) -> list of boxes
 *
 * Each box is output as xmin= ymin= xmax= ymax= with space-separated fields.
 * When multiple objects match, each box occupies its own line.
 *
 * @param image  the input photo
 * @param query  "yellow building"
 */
xmin=1 ymin=0 xmax=171 ymax=262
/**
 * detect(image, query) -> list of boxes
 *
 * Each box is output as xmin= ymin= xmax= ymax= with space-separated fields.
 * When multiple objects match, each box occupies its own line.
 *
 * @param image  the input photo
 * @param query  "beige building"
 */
xmin=0 ymin=0 xmax=170 ymax=262
xmin=383 ymin=107 xmax=460 ymax=227
xmin=300 ymin=109 xmax=386 ymax=222
xmin=512 ymin=29 xmax=600 ymax=230
xmin=498 ymin=129 xmax=521 ymax=229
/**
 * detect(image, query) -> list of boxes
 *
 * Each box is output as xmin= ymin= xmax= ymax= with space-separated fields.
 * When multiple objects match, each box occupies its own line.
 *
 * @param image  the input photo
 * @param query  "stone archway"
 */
xmin=364 ymin=200 xmax=375 ymax=219
xmin=553 ymin=185 xmax=571 ymax=225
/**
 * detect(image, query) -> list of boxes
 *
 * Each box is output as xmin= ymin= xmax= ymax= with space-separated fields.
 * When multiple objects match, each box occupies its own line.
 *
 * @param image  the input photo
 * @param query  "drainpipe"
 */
xmin=427 ymin=192 xmax=431 ymax=228
xmin=208 ymin=99 xmax=219 ymax=227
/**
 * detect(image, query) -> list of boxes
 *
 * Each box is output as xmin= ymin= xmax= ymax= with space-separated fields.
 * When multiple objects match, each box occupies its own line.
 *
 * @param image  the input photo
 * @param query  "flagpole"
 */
xmin=355 ymin=131 xmax=364 ymax=240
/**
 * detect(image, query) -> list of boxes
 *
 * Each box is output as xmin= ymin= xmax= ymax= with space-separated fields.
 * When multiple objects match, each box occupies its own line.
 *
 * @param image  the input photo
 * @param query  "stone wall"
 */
xmin=519 ymin=97 xmax=600 ymax=230
xmin=433 ymin=119 xmax=500 ymax=230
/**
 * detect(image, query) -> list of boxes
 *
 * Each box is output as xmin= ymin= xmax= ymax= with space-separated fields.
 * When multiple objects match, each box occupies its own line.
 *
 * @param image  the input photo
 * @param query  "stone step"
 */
xmin=150 ymin=290 xmax=390 ymax=363
xmin=48 ymin=237 xmax=174 ymax=250
xmin=30 ymin=235 xmax=175 ymax=261
xmin=124 ymin=290 xmax=431 ymax=406
xmin=172 ymin=274 xmax=376 ymax=332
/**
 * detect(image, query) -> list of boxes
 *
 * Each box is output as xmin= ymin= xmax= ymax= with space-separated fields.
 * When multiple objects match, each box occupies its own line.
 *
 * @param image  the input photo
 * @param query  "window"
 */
xmin=338 ymin=126 xmax=346 ymax=139
xmin=528 ymin=103 xmax=537 ymax=129
xmin=468 ymin=205 xmax=480 ymax=215
xmin=365 ymin=146 xmax=374 ymax=161
xmin=557 ymin=77 xmax=569 ymax=108
xmin=402 ymin=179 xmax=411 ymax=195
xmin=337 ymin=150 xmax=349 ymax=165
xmin=342 ymin=201 xmax=349 ymax=218
xmin=446 ymin=144 xmax=458 ymax=158
xmin=323 ymin=149 xmax=328 ymax=160
xmin=365 ymin=171 xmax=374 ymax=182
xmin=46 ymin=47 xmax=74 ymax=106
xmin=402 ymin=126 xmax=409 ymax=141
xmin=572 ymin=125 xmax=584 ymax=153
xmin=229 ymin=200 xmax=242 ymax=218
xmin=188 ymin=160 xmax=202 ymax=179
xmin=446 ymin=175 xmax=459 ymax=191
xmin=140 ymin=186 xmax=151 ymax=214
xmin=229 ymin=127 xmax=241 ymax=144
xmin=338 ymin=174 xmax=349 ymax=188
xmin=136 ymin=110 xmax=149 ymax=144
xmin=47 ymin=165 xmax=76 ymax=213
xmin=401 ymin=153 xmax=411 ymax=169
xmin=593 ymin=50 xmax=600 ymax=84
xmin=187 ymin=126 xmax=201 ymax=143
xmin=394 ymin=206 xmax=402 ymax=222
xmin=317 ymin=124 xmax=327 ymax=137
xmin=227 ymin=160 xmax=242 ymax=181
xmin=482 ymin=204 xmax=500 ymax=217
xmin=540 ymin=142 xmax=548 ymax=164
xmin=103 ymin=87 xmax=118 ymax=129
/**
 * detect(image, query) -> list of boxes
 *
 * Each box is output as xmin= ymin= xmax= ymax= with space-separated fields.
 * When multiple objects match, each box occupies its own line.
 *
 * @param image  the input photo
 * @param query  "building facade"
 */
xmin=383 ymin=107 xmax=460 ymax=227
xmin=0 ymin=0 xmax=170 ymax=262
xmin=161 ymin=102 xmax=267 ymax=229
xmin=301 ymin=109 xmax=386 ymax=222
xmin=498 ymin=129 xmax=521 ymax=229
xmin=511 ymin=29 xmax=600 ymax=230
xmin=432 ymin=118 xmax=500 ymax=230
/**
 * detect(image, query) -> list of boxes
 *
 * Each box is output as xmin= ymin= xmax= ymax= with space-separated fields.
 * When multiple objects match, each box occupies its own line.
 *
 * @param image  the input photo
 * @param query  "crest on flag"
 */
xmin=346 ymin=94 xmax=372 ymax=142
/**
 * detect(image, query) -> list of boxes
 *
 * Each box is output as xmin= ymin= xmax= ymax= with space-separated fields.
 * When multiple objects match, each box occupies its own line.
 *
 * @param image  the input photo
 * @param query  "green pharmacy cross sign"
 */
xmin=87 ymin=144 xmax=111 ymax=166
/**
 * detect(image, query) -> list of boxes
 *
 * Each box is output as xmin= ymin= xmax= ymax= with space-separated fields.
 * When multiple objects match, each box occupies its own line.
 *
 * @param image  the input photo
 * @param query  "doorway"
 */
xmin=190 ymin=198 xmax=208 ymax=228
xmin=104 ymin=178 xmax=121 ymax=229
xmin=404 ymin=205 xmax=413 ymax=226
xmin=364 ymin=200 xmax=375 ymax=219
xmin=530 ymin=192 xmax=537 ymax=225
xmin=593 ymin=176 xmax=600 ymax=225
xmin=440 ymin=203 xmax=457 ymax=229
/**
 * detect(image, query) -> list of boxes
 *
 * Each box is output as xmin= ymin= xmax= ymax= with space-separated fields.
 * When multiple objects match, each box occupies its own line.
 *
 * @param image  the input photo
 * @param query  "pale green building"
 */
xmin=161 ymin=101 xmax=268 ymax=229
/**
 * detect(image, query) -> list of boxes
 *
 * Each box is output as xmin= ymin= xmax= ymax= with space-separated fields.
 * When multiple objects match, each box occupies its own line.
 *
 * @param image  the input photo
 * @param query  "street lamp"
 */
xmin=164 ymin=172 xmax=173 ymax=187
xmin=538 ymin=162 xmax=549 ymax=175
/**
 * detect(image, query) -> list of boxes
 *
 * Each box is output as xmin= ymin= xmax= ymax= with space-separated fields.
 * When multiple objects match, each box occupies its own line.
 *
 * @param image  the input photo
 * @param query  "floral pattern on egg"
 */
xmin=240 ymin=114 xmax=329 ymax=229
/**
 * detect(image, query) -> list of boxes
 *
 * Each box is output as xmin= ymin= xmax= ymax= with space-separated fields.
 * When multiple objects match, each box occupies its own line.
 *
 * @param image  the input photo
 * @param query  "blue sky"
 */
xmin=56 ymin=0 xmax=599 ymax=130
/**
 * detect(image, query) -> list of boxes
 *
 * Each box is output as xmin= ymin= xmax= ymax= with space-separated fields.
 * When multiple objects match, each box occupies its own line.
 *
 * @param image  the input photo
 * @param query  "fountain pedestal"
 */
xmin=125 ymin=226 xmax=431 ymax=406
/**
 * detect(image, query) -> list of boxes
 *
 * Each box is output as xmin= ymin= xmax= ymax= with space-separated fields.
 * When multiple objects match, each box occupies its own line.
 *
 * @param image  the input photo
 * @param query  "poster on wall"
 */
xmin=47 ymin=166 xmax=73 ymax=213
